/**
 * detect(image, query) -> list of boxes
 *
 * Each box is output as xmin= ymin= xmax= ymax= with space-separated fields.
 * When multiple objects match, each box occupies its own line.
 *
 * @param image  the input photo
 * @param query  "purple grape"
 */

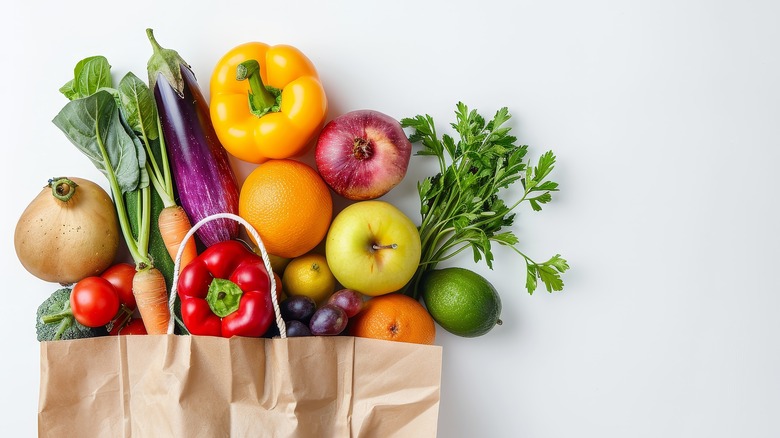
xmin=285 ymin=320 xmax=312 ymax=337
xmin=309 ymin=304 xmax=348 ymax=336
xmin=280 ymin=295 xmax=316 ymax=323
xmin=326 ymin=289 xmax=365 ymax=318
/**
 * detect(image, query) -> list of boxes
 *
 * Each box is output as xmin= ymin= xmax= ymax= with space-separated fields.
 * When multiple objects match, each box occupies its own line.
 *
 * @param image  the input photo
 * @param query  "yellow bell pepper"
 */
xmin=209 ymin=43 xmax=328 ymax=164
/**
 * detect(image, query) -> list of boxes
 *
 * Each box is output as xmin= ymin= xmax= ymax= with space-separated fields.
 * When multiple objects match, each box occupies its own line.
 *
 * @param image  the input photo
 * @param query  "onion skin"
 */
xmin=14 ymin=177 xmax=120 ymax=285
xmin=315 ymin=110 xmax=411 ymax=201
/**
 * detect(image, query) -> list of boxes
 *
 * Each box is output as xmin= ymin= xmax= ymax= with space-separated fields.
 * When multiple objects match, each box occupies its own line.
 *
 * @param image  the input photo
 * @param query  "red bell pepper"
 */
xmin=177 ymin=240 xmax=274 ymax=338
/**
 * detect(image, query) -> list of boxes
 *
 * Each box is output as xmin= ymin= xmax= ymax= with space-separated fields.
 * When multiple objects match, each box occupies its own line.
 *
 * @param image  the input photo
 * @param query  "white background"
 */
xmin=2 ymin=1 xmax=779 ymax=436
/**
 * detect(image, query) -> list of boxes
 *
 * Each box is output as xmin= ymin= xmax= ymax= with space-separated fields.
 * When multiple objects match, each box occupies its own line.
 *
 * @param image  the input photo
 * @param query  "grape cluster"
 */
xmin=278 ymin=289 xmax=365 ymax=337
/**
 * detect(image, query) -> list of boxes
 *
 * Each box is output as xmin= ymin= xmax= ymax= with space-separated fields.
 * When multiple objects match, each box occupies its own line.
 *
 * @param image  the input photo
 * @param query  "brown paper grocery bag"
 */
xmin=39 ymin=334 xmax=442 ymax=437
xmin=39 ymin=213 xmax=443 ymax=437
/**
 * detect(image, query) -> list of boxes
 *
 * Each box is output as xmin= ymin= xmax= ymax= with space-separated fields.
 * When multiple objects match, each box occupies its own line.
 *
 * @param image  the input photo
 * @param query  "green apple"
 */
xmin=325 ymin=200 xmax=421 ymax=296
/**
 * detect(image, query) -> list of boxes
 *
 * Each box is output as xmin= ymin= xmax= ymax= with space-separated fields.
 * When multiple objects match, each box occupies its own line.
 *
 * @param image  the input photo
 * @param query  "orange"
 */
xmin=347 ymin=293 xmax=436 ymax=345
xmin=272 ymin=272 xmax=286 ymax=302
xmin=239 ymin=159 xmax=333 ymax=259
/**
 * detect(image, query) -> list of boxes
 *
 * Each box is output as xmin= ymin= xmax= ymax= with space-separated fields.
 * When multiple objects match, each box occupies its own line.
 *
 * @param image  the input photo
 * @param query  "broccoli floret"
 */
xmin=36 ymin=288 xmax=107 ymax=341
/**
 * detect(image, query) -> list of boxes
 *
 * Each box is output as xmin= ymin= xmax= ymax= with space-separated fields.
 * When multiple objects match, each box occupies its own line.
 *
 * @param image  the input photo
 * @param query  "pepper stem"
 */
xmin=236 ymin=60 xmax=279 ymax=117
xmin=206 ymin=278 xmax=244 ymax=318
xmin=49 ymin=177 xmax=78 ymax=202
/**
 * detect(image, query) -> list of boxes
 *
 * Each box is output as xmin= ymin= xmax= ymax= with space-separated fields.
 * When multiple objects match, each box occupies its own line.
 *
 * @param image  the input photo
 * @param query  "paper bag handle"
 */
xmin=166 ymin=212 xmax=287 ymax=339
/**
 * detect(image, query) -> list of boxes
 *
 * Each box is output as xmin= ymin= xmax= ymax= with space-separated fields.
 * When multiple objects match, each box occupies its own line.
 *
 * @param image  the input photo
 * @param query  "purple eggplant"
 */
xmin=146 ymin=28 xmax=240 ymax=248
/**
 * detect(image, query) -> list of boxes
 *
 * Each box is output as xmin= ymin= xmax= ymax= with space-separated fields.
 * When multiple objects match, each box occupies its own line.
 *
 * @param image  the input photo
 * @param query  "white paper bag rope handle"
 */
xmin=166 ymin=212 xmax=287 ymax=338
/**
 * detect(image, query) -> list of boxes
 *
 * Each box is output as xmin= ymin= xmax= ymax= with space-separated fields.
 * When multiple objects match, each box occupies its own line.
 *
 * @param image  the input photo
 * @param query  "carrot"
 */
xmin=158 ymin=205 xmax=197 ymax=271
xmin=132 ymin=267 xmax=170 ymax=335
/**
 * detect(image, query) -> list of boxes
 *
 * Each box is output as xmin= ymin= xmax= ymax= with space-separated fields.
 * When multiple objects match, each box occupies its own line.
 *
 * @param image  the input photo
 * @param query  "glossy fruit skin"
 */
xmin=309 ymin=304 xmax=348 ymax=336
xmin=177 ymin=240 xmax=274 ymax=338
xmin=154 ymin=64 xmax=241 ymax=248
xmin=285 ymin=319 xmax=312 ymax=337
xmin=117 ymin=318 xmax=148 ymax=335
xmin=14 ymin=177 xmax=120 ymax=284
xmin=420 ymin=267 xmax=502 ymax=338
xmin=100 ymin=263 xmax=137 ymax=310
xmin=326 ymin=289 xmax=364 ymax=318
xmin=315 ymin=110 xmax=411 ymax=200
xmin=280 ymin=295 xmax=316 ymax=324
xmin=210 ymin=42 xmax=328 ymax=164
xmin=325 ymin=200 xmax=421 ymax=296
xmin=70 ymin=276 xmax=121 ymax=328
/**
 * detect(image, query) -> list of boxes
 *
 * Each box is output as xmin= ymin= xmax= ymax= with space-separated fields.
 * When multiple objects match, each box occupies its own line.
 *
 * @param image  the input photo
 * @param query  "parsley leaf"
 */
xmin=401 ymin=102 xmax=569 ymax=296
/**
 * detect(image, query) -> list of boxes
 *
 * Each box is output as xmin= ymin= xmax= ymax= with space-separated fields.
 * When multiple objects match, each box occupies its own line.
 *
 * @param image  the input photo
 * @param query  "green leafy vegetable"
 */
xmin=52 ymin=90 xmax=148 ymax=195
xmin=118 ymin=72 xmax=159 ymax=142
xmin=116 ymin=71 xmax=176 ymax=209
xmin=59 ymin=56 xmax=113 ymax=101
xmin=54 ymin=54 xmax=189 ymax=333
xmin=53 ymin=90 xmax=151 ymax=266
xmin=401 ymin=102 xmax=569 ymax=296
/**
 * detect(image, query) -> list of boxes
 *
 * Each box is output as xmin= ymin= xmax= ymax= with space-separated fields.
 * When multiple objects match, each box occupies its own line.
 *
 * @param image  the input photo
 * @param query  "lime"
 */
xmin=282 ymin=253 xmax=337 ymax=305
xmin=420 ymin=267 xmax=502 ymax=337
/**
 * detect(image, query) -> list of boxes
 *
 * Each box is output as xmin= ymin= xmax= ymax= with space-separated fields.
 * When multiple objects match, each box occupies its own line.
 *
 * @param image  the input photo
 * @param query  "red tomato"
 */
xmin=70 ymin=276 xmax=120 ymax=328
xmin=118 ymin=318 xmax=148 ymax=335
xmin=101 ymin=263 xmax=137 ymax=310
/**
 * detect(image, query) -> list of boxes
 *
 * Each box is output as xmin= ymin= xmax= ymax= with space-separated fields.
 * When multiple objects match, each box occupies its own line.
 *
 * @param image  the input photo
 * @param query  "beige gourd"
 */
xmin=14 ymin=177 xmax=120 ymax=285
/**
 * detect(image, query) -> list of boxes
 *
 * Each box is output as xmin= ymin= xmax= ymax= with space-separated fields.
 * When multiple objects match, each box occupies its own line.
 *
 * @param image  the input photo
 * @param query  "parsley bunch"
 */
xmin=400 ymin=102 xmax=569 ymax=298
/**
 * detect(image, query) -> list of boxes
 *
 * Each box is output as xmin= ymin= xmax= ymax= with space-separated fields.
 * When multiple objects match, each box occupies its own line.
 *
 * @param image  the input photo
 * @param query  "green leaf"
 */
xmin=59 ymin=80 xmax=77 ymax=101
xmin=525 ymin=264 xmax=539 ymax=295
xmin=533 ymin=150 xmax=557 ymax=183
xmin=534 ymin=181 xmax=560 ymax=192
xmin=60 ymin=56 xmax=113 ymax=101
xmin=492 ymin=231 xmax=519 ymax=246
xmin=546 ymin=254 xmax=570 ymax=272
xmin=538 ymin=264 xmax=565 ymax=292
xmin=442 ymin=134 xmax=457 ymax=160
xmin=404 ymin=103 xmax=568 ymax=297
xmin=118 ymin=116 xmax=150 ymax=191
xmin=118 ymin=72 xmax=159 ymax=141
xmin=52 ymin=90 xmax=146 ymax=194
xmin=479 ymin=232 xmax=494 ymax=268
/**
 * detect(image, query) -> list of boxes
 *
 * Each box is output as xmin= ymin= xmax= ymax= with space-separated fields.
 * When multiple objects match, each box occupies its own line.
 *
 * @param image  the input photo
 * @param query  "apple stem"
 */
xmin=372 ymin=243 xmax=398 ymax=250
xmin=236 ymin=59 xmax=277 ymax=115
xmin=353 ymin=138 xmax=373 ymax=160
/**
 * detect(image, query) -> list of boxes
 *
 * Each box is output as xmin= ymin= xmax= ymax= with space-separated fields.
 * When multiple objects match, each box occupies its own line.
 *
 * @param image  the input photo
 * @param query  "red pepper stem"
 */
xmin=236 ymin=60 xmax=276 ymax=114
xmin=206 ymin=278 xmax=244 ymax=318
